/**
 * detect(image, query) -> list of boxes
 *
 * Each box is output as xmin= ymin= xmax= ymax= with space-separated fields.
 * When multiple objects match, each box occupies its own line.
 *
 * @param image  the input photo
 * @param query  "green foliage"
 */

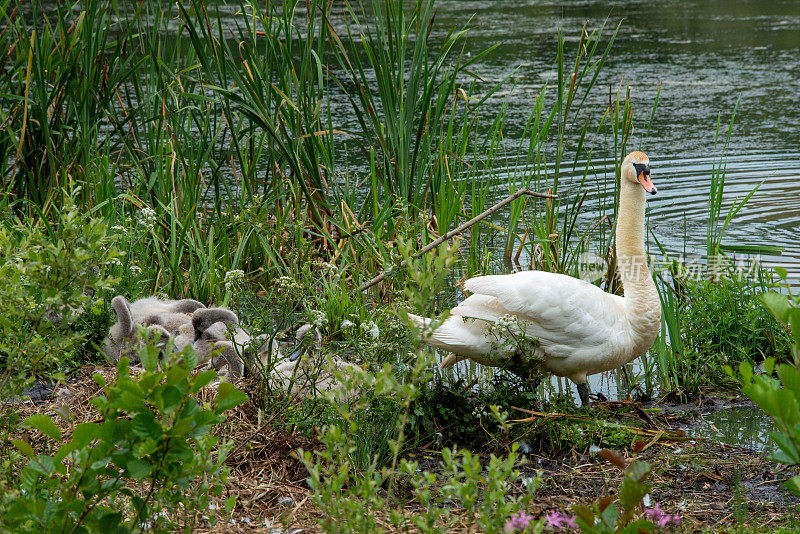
xmin=0 ymin=0 xmax=140 ymax=205
xmin=572 ymin=453 xmax=668 ymax=534
xmin=0 ymin=344 xmax=246 ymax=533
xmin=652 ymin=263 xmax=790 ymax=398
xmin=298 ymin=363 xmax=542 ymax=533
xmin=0 ymin=190 xmax=120 ymax=401
xmin=735 ymin=280 xmax=800 ymax=499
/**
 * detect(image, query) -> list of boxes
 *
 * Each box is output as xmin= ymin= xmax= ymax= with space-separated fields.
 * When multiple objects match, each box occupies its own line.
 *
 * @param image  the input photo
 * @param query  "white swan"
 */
xmin=408 ymin=151 xmax=661 ymax=405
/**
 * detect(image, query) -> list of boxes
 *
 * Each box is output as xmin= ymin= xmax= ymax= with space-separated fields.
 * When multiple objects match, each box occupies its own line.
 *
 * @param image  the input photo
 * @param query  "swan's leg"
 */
xmin=576 ymin=383 xmax=591 ymax=407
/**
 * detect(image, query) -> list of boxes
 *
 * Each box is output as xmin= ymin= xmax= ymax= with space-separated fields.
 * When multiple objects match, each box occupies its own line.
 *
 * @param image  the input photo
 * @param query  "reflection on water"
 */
xmin=693 ymin=406 xmax=776 ymax=452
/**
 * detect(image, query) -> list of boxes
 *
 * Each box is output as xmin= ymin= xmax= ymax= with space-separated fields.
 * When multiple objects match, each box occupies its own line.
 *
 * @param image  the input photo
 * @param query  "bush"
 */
xmin=0 ymin=342 xmax=247 ymax=533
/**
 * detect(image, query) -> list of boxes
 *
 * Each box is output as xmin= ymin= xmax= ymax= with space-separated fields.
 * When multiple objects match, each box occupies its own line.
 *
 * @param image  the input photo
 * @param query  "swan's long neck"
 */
xmin=615 ymin=179 xmax=661 ymax=349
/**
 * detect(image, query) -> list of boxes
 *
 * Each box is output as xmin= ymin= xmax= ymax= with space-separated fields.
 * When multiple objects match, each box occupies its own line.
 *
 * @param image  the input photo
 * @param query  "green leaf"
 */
xmin=784 ymin=475 xmax=800 ymax=498
xmin=11 ymin=439 xmax=35 ymax=458
xmin=131 ymin=410 xmax=160 ymax=439
xmin=192 ymin=370 xmax=218 ymax=392
xmin=138 ymin=342 xmax=158 ymax=372
xmin=161 ymin=385 xmax=184 ymax=414
xmin=571 ymin=504 xmax=595 ymax=526
xmin=760 ymin=292 xmax=790 ymax=323
xmin=23 ymin=414 xmax=62 ymax=441
xmin=126 ymin=459 xmax=152 ymax=479
xmin=214 ymin=385 xmax=248 ymax=414
xmin=73 ymin=422 xmax=100 ymax=448
xmin=619 ymin=476 xmax=651 ymax=512
xmin=97 ymin=511 xmax=123 ymax=532
xmin=29 ymin=455 xmax=56 ymax=475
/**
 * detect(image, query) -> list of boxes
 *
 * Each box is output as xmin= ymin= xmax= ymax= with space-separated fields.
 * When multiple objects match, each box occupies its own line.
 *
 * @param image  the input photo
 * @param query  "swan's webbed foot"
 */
xmin=576 ymin=383 xmax=591 ymax=407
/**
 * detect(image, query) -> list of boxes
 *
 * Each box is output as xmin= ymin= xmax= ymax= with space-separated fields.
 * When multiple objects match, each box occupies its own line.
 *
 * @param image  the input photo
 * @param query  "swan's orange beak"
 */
xmin=638 ymin=172 xmax=657 ymax=195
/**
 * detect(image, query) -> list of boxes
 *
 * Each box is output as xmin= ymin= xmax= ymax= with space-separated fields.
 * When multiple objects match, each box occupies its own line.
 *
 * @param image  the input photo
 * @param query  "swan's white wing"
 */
xmin=451 ymin=294 xmax=511 ymax=322
xmin=463 ymin=271 xmax=627 ymax=356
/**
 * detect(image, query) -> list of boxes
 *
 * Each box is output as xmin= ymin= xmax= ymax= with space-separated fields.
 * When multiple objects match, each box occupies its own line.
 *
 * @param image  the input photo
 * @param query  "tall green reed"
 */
xmin=0 ymin=0 xmax=140 ymax=208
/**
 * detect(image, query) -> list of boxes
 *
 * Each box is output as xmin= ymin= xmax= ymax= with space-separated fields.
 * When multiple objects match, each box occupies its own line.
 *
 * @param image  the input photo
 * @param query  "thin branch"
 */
xmin=359 ymin=188 xmax=557 ymax=292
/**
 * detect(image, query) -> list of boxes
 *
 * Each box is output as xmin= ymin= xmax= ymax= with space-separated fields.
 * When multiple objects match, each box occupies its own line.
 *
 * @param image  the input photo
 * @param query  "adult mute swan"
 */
xmin=408 ymin=151 xmax=661 ymax=406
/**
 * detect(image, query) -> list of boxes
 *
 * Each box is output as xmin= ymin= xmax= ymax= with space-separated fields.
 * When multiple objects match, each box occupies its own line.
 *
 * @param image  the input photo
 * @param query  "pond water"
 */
xmin=693 ymin=405 xmax=777 ymax=452
xmin=420 ymin=0 xmax=800 ymax=281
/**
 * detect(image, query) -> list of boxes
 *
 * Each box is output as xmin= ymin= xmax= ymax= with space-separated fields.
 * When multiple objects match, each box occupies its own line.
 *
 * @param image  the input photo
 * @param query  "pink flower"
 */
xmin=543 ymin=511 xmax=578 ymax=530
xmin=671 ymin=514 xmax=682 ymax=525
xmin=562 ymin=515 xmax=578 ymax=529
xmin=645 ymin=503 xmax=665 ymax=522
xmin=544 ymin=511 xmax=565 ymax=529
xmin=504 ymin=511 xmax=535 ymax=533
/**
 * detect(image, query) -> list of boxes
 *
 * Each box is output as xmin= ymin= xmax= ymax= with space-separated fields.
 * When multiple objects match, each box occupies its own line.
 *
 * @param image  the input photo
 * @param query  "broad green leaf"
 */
xmin=214 ymin=387 xmax=248 ymax=414
xmin=760 ymin=292 xmax=790 ymax=322
xmin=625 ymin=460 xmax=652 ymax=482
xmin=215 ymin=381 xmax=235 ymax=402
xmin=139 ymin=343 xmax=158 ymax=372
xmin=29 ymin=455 xmax=56 ymax=475
xmin=192 ymin=370 xmax=218 ymax=393
xmin=54 ymin=440 xmax=78 ymax=467
xmin=789 ymin=309 xmax=800 ymax=346
xmin=131 ymin=410 xmax=160 ymax=439
xmin=777 ymin=364 xmax=800 ymax=401
xmin=90 ymin=456 xmax=112 ymax=470
xmin=133 ymin=439 xmax=159 ymax=458
xmin=23 ymin=414 xmax=62 ymax=441
xmin=161 ymin=385 xmax=184 ymax=414
xmin=619 ymin=476 xmax=651 ymax=512
xmin=11 ymin=439 xmax=35 ymax=458
xmin=571 ymin=504 xmax=595 ymax=525
xmin=73 ymin=422 xmax=100 ymax=448
xmin=784 ymin=475 xmax=800 ymax=498
xmin=97 ymin=511 xmax=123 ymax=532
xmin=127 ymin=459 xmax=152 ymax=479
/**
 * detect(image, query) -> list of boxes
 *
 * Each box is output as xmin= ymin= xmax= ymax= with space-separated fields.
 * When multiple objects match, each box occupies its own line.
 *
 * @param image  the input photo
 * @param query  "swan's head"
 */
xmin=622 ymin=151 xmax=657 ymax=195
xmin=192 ymin=308 xmax=239 ymax=341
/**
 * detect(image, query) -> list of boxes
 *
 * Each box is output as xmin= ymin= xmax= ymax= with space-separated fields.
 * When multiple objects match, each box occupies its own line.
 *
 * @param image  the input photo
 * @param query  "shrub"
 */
xmin=0 ymin=342 xmax=247 ymax=533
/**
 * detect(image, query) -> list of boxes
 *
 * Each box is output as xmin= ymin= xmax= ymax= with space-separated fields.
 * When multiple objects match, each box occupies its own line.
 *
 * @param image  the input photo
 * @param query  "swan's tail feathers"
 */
xmin=406 ymin=313 xmax=432 ymax=329
xmin=440 ymin=353 xmax=464 ymax=369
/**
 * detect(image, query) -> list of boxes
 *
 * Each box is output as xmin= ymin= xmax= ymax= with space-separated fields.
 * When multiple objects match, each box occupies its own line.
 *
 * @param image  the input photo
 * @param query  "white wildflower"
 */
xmin=224 ymin=269 xmax=245 ymax=290
xmin=319 ymin=261 xmax=338 ymax=277
xmin=340 ymin=319 xmax=355 ymax=330
xmin=309 ymin=310 xmax=328 ymax=328
xmin=130 ymin=265 xmax=142 ymax=275
xmin=361 ymin=320 xmax=379 ymax=339
xmin=136 ymin=207 xmax=157 ymax=230
xmin=276 ymin=275 xmax=300 ymax=294
xmin=107 ymin=257 xmax=122 ymax=267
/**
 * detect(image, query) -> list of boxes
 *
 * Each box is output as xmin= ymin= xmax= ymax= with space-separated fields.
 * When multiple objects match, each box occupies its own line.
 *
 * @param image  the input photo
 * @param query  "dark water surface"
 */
xmin=424 ymin=0 xmax=800 ymax=280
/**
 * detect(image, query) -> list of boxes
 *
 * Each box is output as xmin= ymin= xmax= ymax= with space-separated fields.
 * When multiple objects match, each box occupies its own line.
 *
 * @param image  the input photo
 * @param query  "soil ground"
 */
xmin=10 ymin=365 xmax=800 ymax=533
